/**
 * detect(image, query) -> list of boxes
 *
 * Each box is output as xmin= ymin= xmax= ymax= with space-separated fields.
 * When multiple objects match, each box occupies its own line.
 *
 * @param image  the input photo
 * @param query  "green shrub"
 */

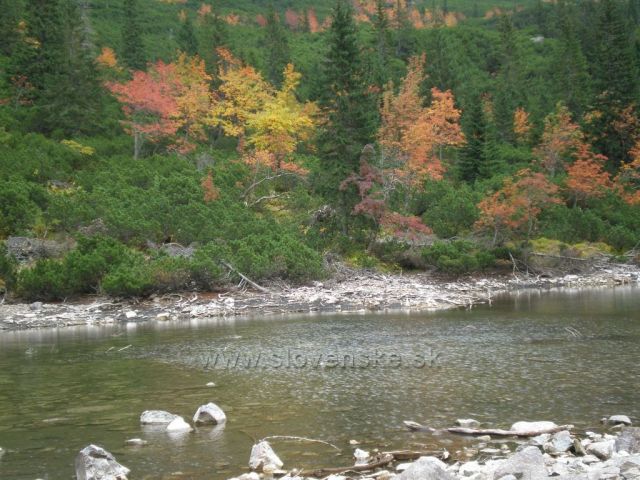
xmin=0 ymin=243 xmax=17 ymax=293
xmin=16 ymin=259 xmax=72 ymax=301
xmin=421 ymin=240 xmax=496 ymax=274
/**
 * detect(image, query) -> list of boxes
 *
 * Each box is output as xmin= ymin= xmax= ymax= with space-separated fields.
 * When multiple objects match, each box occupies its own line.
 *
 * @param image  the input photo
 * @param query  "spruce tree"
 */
xmin=588 ymin=0 xmax=639 ymax=166
xmin=199 ymin=10 xmax=228 ymax=76
xmin=493 ymin=14 xmax=520 ymax=144
xmin=458 ymin=94 xmax=488 ymax=183
xmin=264 ymin=5 xmax=290 ymax=87
xmin=178 ymin=15 xmax=199 ymax=55
xmin=317 ymin=0 xmax=376 ymax=207
xmin=39 ymin=0 xmax=104 ymax=135
xmin=122 ymin=0 xmax=145 ymax=70
xmin=552 ymin=0 xmax=592 ymax=117
xmin=0 ymin=0 xmax=21 ymax=56
xmin=370 ymin=0 xmax=392 ymax=88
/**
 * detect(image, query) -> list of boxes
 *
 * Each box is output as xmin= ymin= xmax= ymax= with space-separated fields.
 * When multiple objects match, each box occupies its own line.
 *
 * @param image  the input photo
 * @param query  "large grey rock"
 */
xmin=586 ymin=440 xmax=615 ymax=460
xmin=457 ymin=418 xmax=481 ymax=428
xmin=608 ymin=415 xmax=632 ymax=426
xmin=510 ymin=421 xmax=558 ymax=434
xmin=6 ymin=236 xmax=72 ymax=262
xmin=397 ymin=456 xmax=453 ymax=480
xmin=249 ymin=441 xmax=283 ymax=472
xmin=550 ymin=430 xmax=574 ymax=453
xmin=139 ymin=410 xmax=177 ymax=425
xmin=616 ymin=427 xmax=640 ymax=454
xmin=75 ymin=444 xmax=129 ymax=480
xmin=193 ymin=402 xmax=226 ymax=425
xmin=493 ymin=446 xmax=546 ymax=480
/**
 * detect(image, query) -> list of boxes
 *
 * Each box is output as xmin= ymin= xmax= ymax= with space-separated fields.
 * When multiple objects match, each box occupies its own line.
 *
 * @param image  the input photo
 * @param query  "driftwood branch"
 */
xmin=304 ymin=453 xmax=394 ymax=477
xmin=259 ymin=435 xmax=341 ymax=452
xmin=220 ymin=260 xmax=270 ymax=294
xmin=404 ymin=420 xmax=573 ymax=437
xmin=383 ymin=450 xmax=446 ymax=461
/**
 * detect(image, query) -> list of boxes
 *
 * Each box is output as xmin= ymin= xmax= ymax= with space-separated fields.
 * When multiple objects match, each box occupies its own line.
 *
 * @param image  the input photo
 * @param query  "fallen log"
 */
xmin=404 ymin=420 xmax=573 ymax=437
xmin=383 ymin=450 xmax=447 ymax=461
xmin=303 ymin=453 xmax=394 ymax=477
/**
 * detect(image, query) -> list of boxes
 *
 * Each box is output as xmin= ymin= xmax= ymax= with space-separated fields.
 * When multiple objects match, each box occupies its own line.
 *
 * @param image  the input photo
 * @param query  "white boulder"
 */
xmin=249 ymin=441 xmax=283 ymax=472
xmin=166 ymin=416 xmax=193 ymax=432
xmin=193 ymin=402 xmax=226 ymax=425
xmin=75 ymin=444 xmax=130 ymax=480
xmin=140 ymin=410 xmax=177 ymax=425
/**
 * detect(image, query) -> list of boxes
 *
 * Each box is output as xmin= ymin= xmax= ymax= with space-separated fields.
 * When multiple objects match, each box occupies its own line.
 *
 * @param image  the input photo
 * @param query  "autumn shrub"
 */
xmin=421 ymin=240 xmax=496 ymax=274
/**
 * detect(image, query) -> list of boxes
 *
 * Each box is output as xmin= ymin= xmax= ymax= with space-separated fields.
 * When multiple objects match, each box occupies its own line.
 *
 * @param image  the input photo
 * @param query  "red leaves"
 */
xmin=476 ymin=169 xmax=561 ymax=243
xmin=201 ymin=171 xmax=220 ymax=203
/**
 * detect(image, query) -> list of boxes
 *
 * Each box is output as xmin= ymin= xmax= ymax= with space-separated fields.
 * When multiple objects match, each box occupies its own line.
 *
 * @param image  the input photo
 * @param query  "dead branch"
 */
xmin=248 ymin=193 xmax=284 ymax=207
xmin=303 ymin=453 xmax=394 ymax=477
xmin=383 ymin=450 xmax=445 ymax=461
xmin=404 ymin=420 xmax=572 ymax=437
xmin=259 ymin=435 xmax=341 ymax=452
xmin=220 ymin=260 xmax=270 ymax=294
xmin=242 ymin=172 xmax=302 ymax=199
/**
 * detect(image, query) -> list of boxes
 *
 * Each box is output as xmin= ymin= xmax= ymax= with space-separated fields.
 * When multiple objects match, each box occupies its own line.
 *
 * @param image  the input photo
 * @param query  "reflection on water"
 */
xmin=0 ymin=286 xmax=639 ymax=479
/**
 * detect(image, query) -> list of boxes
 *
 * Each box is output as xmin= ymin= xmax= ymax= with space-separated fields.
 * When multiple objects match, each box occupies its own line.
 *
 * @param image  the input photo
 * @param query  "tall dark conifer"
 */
xmin=493 ymin=14 xmax=520 ymax=144
xmin=264 ymin=5 xmax=290 ymax=87
xmin=317 ymin=0 xmax=375 ymax=209
xmin=588 ymin=0 xmax=639 ymax=166
xmin=122 ymin=0 xmax=145 ymax=70
xmin=178 ymin=15 xmax=199 ymax=56
xmin=459 ymin=94 xmax=488 ymax=183
xmin=552 ymin=0 xmax=592 ymax=117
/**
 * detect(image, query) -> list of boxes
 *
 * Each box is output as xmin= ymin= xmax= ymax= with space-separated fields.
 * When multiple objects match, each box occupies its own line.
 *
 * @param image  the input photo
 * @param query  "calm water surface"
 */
xmin=0 ymin=286 xmax=639 ymax=479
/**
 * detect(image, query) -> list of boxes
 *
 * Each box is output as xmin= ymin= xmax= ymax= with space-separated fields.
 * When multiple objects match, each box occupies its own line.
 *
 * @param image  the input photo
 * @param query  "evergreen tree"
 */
xmin=588 ymin=0 xmax=639 ymax=166
xmin=394 ymin=0 xmax=415 ymax=59
xmin=552 ymin=0 xmax=592 ymax=117
xmin=593 ymin=0 xmax=638 ymax=105
xmin=459 ymin=94 xmax=488 ymax=183
xmin=317 ymin=0 xmax=376 ymax=207
xmin=39 ymin=0 xmax=105 ymax=135
xmin=493 ymin=14 xmax=520 ymax=144
xmin=199 ymin=9 xmax=228 ymax=76
xmin=0 ymin=0 xmax=21 ymax=56
xmin=178 ymin=15 xmax=199 ymax=56
xmin=370 ymin=0 xmax=392 ymax=88
xmin=122 ymin=0 xmax=145 ymax=70
xmin=264 ymin=5 xmax=290 ymax=87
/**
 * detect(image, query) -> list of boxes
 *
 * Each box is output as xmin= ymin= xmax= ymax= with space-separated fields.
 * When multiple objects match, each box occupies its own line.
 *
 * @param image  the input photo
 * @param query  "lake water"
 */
xmin=0 ymin=286 xmax=639 ymax=479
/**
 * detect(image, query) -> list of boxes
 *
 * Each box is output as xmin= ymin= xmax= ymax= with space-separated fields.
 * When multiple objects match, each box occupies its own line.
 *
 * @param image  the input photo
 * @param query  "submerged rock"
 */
xmin=397 ymin=456 xmax=453 ymax=480
xmin=124 ymin=438 xmax=147 ymax=447
xmin=493 ymin=446 xmax=546 ymax=480
xmin=456 ymin=418 xmax=480 ymax=428
xmin=75 ymin=444 xmax=130 ymax=480
xmin=193 ymin=402 xmax=226 ymax=425
xmin=166 ymin=416 xmax=193 ymax=432
xmin=140 ymin=410 xmax=177 ymax=425
xmin=249 ymin=441 xmax=283 ymax=472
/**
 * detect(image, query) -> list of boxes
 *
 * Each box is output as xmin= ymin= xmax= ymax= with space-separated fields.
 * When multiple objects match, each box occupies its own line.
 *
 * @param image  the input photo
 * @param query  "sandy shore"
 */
xmin=1 ymin=263 xmax=638 ymax=331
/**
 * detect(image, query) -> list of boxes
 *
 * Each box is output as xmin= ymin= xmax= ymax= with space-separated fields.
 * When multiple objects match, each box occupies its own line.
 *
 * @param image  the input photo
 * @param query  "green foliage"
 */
xmin=0 ymin=179 xmax=41 ymax=236
xmin=417 ymin=180 xmax=480 ymax=238
xmin=0 ymin=242 xmax=17 ymax=293
xmin=421 ymin=240 xmax=496 ymax=274
xmin=122 ymin=0 xmax=146 ymax=70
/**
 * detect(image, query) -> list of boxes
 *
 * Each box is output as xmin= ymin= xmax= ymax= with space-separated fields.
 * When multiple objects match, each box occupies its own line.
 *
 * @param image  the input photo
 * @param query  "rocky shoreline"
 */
xmin=70 ymin=415 xmax=640 ymax=480
xmin=1 ymin=263 xmax=639 ymax=331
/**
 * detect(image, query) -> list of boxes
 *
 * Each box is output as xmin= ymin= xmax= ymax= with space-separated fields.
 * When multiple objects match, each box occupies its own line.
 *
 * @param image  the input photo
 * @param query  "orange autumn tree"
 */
xmin=107 ymin=61 xmax=182 ymax=159
xmin=210 ymin=48 xmax=272 ymax=152
xmin=513 ymin=107 xmax=531 ymax=144
xmin=378 ymin=54 xmax=464 ymax=188
xmin=615 ymin=142 xmax=640 ymax=205
xmin=565 ymin=144 xmax=612 ymax=206
xmin=107 ymin=55 xmax=213 ymax=158
xmin=476 ymin=169 xmax=561 ymax=245
xmin=534 ymin=103 xmax=583 ymax=176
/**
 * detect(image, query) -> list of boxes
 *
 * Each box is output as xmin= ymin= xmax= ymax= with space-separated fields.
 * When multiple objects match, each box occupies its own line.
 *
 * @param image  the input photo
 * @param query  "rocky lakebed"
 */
xmin=71 ymin=407 xmax=640 ymax=480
